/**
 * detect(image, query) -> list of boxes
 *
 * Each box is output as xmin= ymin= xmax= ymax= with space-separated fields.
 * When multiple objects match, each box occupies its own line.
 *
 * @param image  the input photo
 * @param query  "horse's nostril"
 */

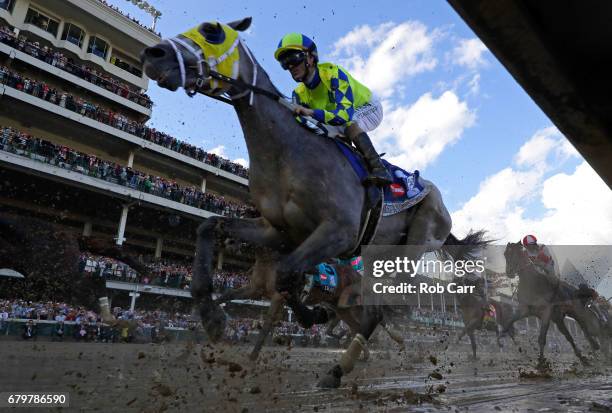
xmin=145 ymin=46 xmax=166 ymax=59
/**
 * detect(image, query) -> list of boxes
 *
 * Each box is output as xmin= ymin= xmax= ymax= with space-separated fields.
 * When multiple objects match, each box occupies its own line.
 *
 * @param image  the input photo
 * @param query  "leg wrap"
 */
xmin=98 ymin=297 xmax=114 ymax=323
xmin=339 ymin=334 xmax=367 ymax=374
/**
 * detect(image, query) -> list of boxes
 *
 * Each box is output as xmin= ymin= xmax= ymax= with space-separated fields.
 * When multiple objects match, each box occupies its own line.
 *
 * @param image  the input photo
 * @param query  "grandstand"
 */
xmin=0 ymin=0 xmax=253 ymax=311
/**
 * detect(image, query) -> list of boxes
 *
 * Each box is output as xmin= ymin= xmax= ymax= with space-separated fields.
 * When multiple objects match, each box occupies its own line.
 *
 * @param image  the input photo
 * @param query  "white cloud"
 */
xmin=208 ymin=145 xmax=227 ymax=157
xmin=373 ymin=91 xmax=476 ymax=170
xmin=451 ymin=127 xmax=612 ymax=244
xmin=451 ymin=38 xmax=488 ymax=69
xmin=208 ymin=145 xmax=249 ymax=167
xmin=233 ymin=158 xmax=249 ymax=168
xmin=467 ymin=73 xmax=480 ymax=96
xmin=332 ymin=21 xmax=439 ymax=99
xmin=514 ymin=126 xmax=561 ymax=170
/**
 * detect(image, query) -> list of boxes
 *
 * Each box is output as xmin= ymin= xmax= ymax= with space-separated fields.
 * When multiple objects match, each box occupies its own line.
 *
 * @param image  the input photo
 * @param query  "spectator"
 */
xmin=53 ymin=321 xmax=65 ymax=341
xmin=74 ymin=322 xmax=88 ymax=342
xmin=0 ymin=38 xmax=249 ymax=179
xmin=22 ymin=319 xmax=37 ymax=340
xmin=0 ymin=24 xmax=153 ymax=108
xmin=0 ymin=126 xmax=257 ymax=217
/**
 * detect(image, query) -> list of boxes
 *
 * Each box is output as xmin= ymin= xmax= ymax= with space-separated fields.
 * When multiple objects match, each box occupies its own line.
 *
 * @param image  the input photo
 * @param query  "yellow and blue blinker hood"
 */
xmin=166 ymin=22 xmax=242 ymax=96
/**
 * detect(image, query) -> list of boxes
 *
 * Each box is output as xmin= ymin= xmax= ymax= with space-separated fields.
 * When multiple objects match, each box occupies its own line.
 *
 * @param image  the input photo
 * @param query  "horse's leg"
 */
xmin=502 ymin=304 xmax=530 ymax=335
xmin=318 ymin=305 xmax=383 ymax=388
xmin=276 ymin=220 xmax=357 ymax=292
xmin=380 ymin=320 xmax=405 ymax=351
xmin=250 ymin=292 xmax=284 ymax=361
xmin=468 ymin=329 xmax=478 ymax=360
xmin=537 ymin=308 xmax=553 ymax=364
xmin=325 ymin=312 xmax=340 ymax=338
xmin=192 ymin=217 xmax=285 ymax=341
xmin=495 ymin=324 xmax=502 ymax=349
xmin=456 ymin=326 xmax=467 ymax=343
xmin=215 ymin=284 xmax=259 ymax=304
xmin=553 ymin=316 xmax=588 ymax=365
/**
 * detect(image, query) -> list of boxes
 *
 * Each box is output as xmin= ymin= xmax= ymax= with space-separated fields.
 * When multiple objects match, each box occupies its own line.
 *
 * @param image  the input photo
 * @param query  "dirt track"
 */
xmin=1 ymin=338 xmax=611 ymax=412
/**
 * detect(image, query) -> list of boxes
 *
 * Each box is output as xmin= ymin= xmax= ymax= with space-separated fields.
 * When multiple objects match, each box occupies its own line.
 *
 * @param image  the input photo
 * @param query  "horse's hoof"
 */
xmin=317 ymin=365 xmax=342 ymax=389
xmin=202 ymin=306 xmax=226 ymax=342
xmin=317 ymin=374 xmax=341 ymax=389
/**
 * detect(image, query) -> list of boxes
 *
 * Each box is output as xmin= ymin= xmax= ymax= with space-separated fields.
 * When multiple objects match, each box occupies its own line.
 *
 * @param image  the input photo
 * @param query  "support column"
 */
xmin=453 ymin=294 xmax=457 ymax=314
xmin=430 ymin=289 xmax=434 ymax=311
xmin=288 ymin=309 xmax=293 ymax=323
xmin=129 ymin=291 xmax=140 ymax=311
xmin=127 ymin=150 xmax=135 ymax=168
xmin=417 ymin=287 xmax=421 ymax=309
xmin=83 ymin=221 xmax=93 ymax=237
xmin=155 ymin=237 xmax=163 ymax=259
xmin=115 ymin=205 xmax=129 ymax=246
xmin=56 ymin=21 xmax=65 ymax=40
xmin=201 ymin=177 xmax=207 ymax=193
xmin=216 ymin=250 xmax=224 ymax=270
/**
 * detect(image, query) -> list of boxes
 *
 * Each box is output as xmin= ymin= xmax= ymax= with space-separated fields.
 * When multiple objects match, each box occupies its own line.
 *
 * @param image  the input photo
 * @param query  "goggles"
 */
xmin=279 ymin=51 xmax=306 ymax=70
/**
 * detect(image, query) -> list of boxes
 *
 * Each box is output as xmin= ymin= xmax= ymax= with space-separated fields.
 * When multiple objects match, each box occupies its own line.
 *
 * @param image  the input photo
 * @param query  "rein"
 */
xmin=166 ymin=36 xmax=295 ymax=111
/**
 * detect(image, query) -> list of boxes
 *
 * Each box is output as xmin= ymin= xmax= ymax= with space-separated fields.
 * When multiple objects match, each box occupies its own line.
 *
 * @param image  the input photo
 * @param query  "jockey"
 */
xmin=522 ymin=234 xmax=557 ymax=276
xmin=274 ymin=33 xmax=393 ymax=187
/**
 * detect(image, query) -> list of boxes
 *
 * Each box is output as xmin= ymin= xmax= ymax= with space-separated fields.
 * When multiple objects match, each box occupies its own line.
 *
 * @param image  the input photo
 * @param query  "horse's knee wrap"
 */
xmin=98 ymin=297 xmax=113 ymax=323
xmin=339 ymin=334 xmax=367 ymax=374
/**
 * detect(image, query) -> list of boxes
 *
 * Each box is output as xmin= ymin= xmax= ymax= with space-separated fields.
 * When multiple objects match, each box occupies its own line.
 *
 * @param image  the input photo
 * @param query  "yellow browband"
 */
xmin=180 ymin=22 xmax=240 ymax=93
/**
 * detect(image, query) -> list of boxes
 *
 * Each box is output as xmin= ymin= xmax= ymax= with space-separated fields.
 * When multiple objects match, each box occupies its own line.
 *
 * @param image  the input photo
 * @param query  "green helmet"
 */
xmin=274 ymin=33 xmax=318 ymax=61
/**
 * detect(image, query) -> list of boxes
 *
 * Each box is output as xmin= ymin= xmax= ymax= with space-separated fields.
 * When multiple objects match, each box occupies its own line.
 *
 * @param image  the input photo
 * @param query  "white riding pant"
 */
xmin=351 ymin=97 xmax=383 ymax=133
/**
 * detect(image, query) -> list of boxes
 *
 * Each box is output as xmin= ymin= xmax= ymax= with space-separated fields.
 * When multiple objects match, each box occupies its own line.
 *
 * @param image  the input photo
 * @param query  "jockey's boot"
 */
xmin=353 ymin=132 xmax=393 ymax=187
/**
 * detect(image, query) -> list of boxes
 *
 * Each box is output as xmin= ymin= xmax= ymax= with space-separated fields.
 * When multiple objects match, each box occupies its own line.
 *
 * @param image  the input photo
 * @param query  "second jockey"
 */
xmin=522 ymin=234 xmax=557 ymax=276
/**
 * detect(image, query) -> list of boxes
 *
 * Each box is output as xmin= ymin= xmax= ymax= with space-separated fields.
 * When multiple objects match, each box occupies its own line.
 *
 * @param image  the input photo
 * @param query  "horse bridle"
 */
xmin=165 ymin=35 xmax=294 ymax=110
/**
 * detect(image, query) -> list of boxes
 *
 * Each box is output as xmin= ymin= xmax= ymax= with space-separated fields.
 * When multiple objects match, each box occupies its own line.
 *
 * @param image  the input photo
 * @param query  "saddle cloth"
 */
xmin=333 ymin=140 xmax=431 ymax=216
xmin=313 ymin=263 xmax=338 ymax=291
xmin=483 ymin=304 xmax=497 ymax=323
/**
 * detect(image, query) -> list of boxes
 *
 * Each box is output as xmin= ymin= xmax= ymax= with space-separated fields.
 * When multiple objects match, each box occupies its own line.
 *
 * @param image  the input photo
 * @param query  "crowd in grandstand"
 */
xmin=0 ymin=38 xmax=249 ymax=178
xmin=0 ymin=24 xmax=152 ymax=108
xmin=0 ymin=299 xmax=325 ymax=344
xmin=95 ymin=0 xmax=162 ymax=37
xmin=224 ymin=318 xmax=324 ymax=344
xmin=412 ymin=307 xmax=463 ymax=326
xmin=79 ymin=254 xmax=249 ymax=292
xmin=0 ymin=126 xmax=257 ymax=217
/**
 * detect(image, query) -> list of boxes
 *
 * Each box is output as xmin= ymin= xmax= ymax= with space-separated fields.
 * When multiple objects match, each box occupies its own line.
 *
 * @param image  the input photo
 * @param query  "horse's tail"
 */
xmin=438 ymin=230 xmax=492 ymax=262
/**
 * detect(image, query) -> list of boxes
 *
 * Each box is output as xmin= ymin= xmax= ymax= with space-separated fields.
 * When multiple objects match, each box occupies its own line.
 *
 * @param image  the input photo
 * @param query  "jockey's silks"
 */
xmin=180 ymin=22 xmax=241 ymax=91
xmin=292 ymin=63 xmax=372 ymax=126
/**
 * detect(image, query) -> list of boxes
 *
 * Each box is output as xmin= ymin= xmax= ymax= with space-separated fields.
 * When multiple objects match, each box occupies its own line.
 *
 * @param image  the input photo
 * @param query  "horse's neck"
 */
xmin=232 ymin=56 xmax=295 ymax=168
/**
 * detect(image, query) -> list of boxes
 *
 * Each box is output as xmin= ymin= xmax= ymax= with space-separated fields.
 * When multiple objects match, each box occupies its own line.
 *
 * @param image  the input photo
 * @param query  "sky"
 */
xmin=111 ymin=0 xmax=612 ymax=250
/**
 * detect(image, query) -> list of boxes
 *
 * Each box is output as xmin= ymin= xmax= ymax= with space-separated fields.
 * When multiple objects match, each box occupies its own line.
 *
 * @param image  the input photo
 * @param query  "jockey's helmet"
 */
xmin=274 ymin=33 xmax=318 ymax=68
xmin=522 ymin=234 xmax=538 ymax=247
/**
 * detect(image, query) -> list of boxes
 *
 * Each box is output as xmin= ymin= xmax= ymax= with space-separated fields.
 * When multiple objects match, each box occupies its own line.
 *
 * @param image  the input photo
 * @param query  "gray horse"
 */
xmin=140 ymin=17 xmax=488 ymax=387
xmin=502 ymin=242 xmax=611 ymax=365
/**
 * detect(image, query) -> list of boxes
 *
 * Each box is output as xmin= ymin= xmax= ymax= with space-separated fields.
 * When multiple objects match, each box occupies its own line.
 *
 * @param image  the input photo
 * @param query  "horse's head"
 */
xmin=504 ymin=241 xmax=526 ymax=279
xmin=141 ymin=17 xmax=252 ymax=96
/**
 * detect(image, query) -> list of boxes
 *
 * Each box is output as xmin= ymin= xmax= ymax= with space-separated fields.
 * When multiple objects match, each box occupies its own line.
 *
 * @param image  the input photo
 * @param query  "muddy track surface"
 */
xmin=1 ymin=340 xmax=611 ymax=412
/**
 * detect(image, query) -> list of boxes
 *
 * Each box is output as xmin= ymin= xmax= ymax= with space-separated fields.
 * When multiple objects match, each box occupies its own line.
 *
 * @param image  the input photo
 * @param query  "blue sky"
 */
xmin=111 ymin=0 xmax=611 ymax=249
